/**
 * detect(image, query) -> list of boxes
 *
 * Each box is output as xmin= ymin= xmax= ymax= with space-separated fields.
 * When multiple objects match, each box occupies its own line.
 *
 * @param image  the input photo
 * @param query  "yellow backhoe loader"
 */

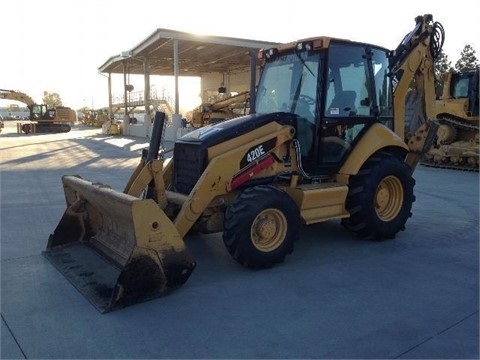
xmin=44 ymin=14 xmax=442 ymax=313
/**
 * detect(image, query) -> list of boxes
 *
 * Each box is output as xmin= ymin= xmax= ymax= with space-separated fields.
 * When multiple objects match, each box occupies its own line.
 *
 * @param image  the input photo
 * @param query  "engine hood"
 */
xmin=176 ymin=112 xmax=295 ymax=148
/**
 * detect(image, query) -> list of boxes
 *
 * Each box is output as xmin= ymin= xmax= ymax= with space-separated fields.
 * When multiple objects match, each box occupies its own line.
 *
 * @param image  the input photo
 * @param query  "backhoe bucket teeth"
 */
xmin=43 ymin=175 xmax=196 ymax=313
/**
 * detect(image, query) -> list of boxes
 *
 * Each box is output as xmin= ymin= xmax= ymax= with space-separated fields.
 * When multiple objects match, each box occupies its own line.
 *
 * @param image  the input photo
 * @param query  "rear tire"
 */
xmin=223 ymin=185 xmax=300 ymax=268
xmin=342 ymin=152 xmax=415 ymax=240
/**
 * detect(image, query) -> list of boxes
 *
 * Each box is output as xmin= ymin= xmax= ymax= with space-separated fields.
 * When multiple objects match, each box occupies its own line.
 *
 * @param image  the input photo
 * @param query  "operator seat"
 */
xmin=328 ymin=90 xmax=357 ymax=116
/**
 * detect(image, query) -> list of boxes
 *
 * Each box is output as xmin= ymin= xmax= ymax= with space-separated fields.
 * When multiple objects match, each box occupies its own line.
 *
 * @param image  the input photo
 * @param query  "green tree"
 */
xmin=435 ymin=49 xmax=452 ymax=75
xmin=454 ymin=44 xmax=479 ymax=71
xmin=434 ymin=49 xmax=453 ymax=97
xmin=42 ymin=91 xmax=63 ymax=108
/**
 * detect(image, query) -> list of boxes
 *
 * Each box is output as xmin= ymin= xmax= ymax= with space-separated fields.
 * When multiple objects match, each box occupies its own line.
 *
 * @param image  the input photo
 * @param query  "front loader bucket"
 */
xmin=43 ymin=175 xmax=196 ymax=313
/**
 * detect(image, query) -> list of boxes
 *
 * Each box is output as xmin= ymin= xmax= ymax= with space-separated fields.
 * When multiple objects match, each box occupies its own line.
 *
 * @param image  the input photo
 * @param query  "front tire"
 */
xmin=223 ymin=185 xmax=301 ymax=268
xmin=342 ymin=152 xmax=415 ymax=240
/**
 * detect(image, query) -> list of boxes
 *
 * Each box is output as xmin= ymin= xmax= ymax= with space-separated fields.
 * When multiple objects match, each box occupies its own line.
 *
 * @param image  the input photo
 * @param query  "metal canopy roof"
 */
xmin=98 ymin=28 xmax=279 ymax=76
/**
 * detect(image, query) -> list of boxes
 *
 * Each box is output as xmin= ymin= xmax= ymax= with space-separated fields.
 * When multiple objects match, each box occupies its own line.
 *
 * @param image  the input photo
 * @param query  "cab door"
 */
xmin=304 ymin=42 xmax=393 ymax=175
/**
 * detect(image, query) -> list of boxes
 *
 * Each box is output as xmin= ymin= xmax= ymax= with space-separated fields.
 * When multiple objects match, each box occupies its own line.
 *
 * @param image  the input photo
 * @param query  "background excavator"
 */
xmin=422 ymin=68 xmax=479 ymax=170
xmin=44 ymin=14 xmax=442 ymax=313
xmin=0 ymin=89 xmax=76 ymax=133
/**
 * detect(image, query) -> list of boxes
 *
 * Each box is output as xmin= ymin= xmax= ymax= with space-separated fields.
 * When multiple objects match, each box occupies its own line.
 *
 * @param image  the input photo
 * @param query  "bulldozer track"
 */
xmin=437 ymin=116 xmax=479 ymax=132
xmin=424 ymin=115 xmax=479 ymax=171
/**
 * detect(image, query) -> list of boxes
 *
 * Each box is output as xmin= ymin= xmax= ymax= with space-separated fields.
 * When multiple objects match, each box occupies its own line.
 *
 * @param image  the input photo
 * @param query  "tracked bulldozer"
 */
xmin=44 ymin=14 xmax=443 ymax=313
xmin=422 ymin=68 xmax=479 ymax=170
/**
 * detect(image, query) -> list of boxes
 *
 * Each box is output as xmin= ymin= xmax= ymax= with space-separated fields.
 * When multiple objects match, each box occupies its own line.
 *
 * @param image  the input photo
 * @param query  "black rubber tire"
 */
xmin=341 ymin=152 xmax=415 ymax=240
xmin=223 ymin=185 xmax=301 ymax=269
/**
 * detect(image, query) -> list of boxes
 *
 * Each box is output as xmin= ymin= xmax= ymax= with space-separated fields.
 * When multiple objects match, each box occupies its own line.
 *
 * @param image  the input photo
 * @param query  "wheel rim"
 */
xmin=251 ymin=208 xmax=287 ymax=252
xmin=375 ymin=176 xmax=404 ymax=221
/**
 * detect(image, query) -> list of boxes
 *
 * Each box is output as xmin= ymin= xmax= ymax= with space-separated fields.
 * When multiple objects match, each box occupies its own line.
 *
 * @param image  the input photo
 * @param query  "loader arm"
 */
xmin=124 ymin=157 xmax=168 ymax=209
xmin=172 ymin=123 xmax=295 ymax=238
xmin=124 ymin=111 xmax=168 ymax=208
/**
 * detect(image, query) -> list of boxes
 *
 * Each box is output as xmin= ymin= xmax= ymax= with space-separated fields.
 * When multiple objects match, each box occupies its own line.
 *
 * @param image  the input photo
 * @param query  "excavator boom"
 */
xmin=0 ymin=88 xmax=35 ymax=105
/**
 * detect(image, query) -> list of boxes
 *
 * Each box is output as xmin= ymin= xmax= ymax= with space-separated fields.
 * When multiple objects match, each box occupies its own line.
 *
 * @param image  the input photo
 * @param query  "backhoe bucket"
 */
xmin=43 ymin=175 xmax=196 ymax=313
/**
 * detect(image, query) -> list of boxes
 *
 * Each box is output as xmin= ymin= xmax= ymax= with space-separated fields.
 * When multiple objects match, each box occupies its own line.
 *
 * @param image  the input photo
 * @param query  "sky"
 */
xmin=2 ymin=0 xmax=479 ymax=112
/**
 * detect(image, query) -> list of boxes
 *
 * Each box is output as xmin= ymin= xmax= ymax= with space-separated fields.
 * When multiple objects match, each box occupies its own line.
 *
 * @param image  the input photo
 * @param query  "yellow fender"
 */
xmin=338 ymin=123 xmax=409 ymax=179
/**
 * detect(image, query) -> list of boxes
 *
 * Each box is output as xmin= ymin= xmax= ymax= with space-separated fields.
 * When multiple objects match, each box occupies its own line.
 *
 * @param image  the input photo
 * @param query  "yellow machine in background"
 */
xmin=81 ymin=109 xmax=109 ymax=127
xmin=423 ymin=68 xmax=479 ymax=170
xmin=81 ymin=109 xmax=121 ymax=135
xmin=44 ymin=14 xmax=442 ymax=313
xmin=80 ymin=109 xmax=99 ymax=126
xmin=189 ymin=91 xmax=250 ymax=127
xmin=0 ymin=89 xmax=76 ymax=133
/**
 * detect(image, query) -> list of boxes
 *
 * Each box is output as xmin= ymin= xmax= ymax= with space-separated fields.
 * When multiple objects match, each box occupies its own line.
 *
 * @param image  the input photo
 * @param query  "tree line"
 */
xmin=434 ymin=44 xmax=479 ymax=94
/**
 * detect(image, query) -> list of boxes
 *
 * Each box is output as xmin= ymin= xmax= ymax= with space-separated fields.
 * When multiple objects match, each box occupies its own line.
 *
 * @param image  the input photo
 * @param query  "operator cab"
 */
xmin=255 ymin=38 xmax=393 ymax=176
xmin=451 ymin=69 xmax=479 ymax=117
xmin=30 ymin=104 xmax=52 ymax=120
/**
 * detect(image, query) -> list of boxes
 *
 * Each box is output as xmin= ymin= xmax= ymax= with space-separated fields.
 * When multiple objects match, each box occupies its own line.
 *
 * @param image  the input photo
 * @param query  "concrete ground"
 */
xmin=1 ymin=120 xmax=478 ymax=359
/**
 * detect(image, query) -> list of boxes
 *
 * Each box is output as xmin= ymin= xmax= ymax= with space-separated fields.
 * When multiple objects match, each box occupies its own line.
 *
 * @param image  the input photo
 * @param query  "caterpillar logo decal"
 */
xmin=240 ymin=138 xmax=277 ymax=168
